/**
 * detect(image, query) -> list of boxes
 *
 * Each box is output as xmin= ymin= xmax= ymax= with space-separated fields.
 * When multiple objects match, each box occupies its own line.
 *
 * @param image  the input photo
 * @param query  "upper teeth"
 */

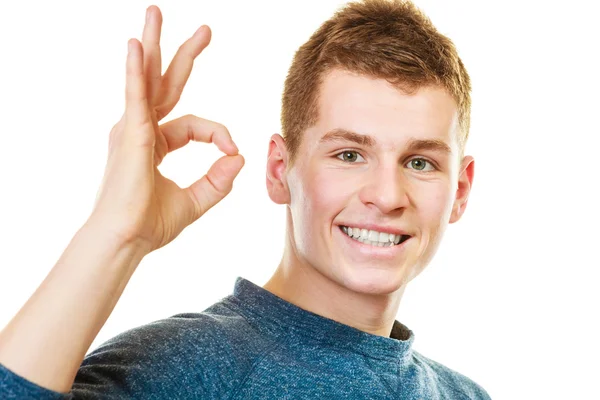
xmin=341 ymin=226 xmax=402 ymax=245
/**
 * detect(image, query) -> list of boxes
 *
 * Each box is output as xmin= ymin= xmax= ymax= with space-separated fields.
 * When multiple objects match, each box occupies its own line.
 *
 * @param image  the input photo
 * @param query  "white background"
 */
xmin=0 ymin=1 xmax=598 ymax=398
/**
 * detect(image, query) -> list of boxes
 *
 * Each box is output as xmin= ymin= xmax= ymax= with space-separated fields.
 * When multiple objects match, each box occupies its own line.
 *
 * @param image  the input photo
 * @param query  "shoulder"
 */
xmin=99 ymin=301 xmax=259 ymax=356
xmin=412 ymin=351 xmax=492 ymax=400
xmin=73 ymin=299 xmax=265 ymax=398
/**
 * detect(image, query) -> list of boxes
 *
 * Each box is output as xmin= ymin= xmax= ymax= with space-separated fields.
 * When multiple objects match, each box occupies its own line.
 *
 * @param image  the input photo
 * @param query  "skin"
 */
xmin=264 ymin=69 xmax=475 ymax=337
xmin=0 ymin=5 xmax=473 ymax=394
xmin=0 ymin=6 xmax=243 ymax=393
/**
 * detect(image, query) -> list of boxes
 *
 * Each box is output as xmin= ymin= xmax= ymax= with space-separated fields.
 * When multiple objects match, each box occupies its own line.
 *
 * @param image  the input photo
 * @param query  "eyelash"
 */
xmin=334 ymin=150 xmax=437 ymax=171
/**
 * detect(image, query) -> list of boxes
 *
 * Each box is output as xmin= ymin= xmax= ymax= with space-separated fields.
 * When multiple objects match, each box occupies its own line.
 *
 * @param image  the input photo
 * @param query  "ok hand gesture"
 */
xmin=91 ymin=6 xmax=244 ymax=254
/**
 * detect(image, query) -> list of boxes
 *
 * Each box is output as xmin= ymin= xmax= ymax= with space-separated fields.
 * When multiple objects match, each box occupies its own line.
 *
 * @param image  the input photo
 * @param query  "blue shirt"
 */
xmin=0 ymin=277 xmax=491 ymax=399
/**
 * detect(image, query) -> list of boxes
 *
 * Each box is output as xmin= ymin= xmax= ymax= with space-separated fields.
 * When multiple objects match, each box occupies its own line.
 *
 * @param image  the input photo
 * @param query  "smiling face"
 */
xmin=267 ymin=68 xmax=474 ymax=296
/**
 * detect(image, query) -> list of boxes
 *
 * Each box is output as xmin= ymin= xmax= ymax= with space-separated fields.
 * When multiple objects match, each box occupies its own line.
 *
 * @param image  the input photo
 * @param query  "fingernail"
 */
xmin=128 ymin=40 xmax=133 ymax=54
xmin=146 ymin=7 xmax=152 ymax=22
xmin=193 ymin=26 xmax=205 ymax=37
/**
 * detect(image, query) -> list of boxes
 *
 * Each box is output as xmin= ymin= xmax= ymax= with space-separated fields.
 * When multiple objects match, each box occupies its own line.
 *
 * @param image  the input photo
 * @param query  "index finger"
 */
xmin=159 ymin=114 xmax=239 ymax=156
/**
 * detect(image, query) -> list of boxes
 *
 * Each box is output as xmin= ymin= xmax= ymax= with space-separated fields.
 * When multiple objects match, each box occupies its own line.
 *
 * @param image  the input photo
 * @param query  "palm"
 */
xmin=148 ymin=131 xmax=180 ymax=248
xmin=148 ymin=172 xmax=194 ymax=251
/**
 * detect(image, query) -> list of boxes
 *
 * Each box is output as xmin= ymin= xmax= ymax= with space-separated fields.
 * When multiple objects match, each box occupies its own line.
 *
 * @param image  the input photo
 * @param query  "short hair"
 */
xmin=281 ymin=0 xmax=471 ymax=164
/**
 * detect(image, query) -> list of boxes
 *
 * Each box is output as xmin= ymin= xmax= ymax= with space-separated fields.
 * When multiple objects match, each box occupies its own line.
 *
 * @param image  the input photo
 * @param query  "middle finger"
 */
xmin=155 ymin=25 xmax=212 ymax=121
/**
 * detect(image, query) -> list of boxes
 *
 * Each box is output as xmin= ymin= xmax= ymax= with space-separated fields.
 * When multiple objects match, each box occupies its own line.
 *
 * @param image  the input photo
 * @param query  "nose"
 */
xmin=358 ymin=163 xmax=411 ymax=214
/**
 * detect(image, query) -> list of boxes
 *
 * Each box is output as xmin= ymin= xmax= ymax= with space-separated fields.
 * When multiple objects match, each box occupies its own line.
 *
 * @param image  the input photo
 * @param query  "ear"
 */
xmin=449 ymin=155 xmax=475 ymax=224
xmin=266 ymin=134 xmax=290 ymax=205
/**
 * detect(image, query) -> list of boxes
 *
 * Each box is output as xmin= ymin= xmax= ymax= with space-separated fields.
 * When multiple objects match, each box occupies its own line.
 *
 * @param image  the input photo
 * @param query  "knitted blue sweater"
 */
xmin=0 ymin=277 xmax=491 ymax=399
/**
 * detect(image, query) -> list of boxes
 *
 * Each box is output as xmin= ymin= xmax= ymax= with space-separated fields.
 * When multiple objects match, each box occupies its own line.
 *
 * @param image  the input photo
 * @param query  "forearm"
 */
xmin=0 ymin=221 xmax=149 ymax=393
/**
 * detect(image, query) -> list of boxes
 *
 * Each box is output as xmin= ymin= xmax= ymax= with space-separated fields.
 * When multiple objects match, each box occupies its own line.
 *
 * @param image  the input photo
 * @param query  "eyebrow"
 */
xmin=319 ymin=128 xmax=376 ymax=147
xmin=319 ymin=128 xmax=452 ymax=154
xmin=405 ymin=138 xmax=452 ymax=155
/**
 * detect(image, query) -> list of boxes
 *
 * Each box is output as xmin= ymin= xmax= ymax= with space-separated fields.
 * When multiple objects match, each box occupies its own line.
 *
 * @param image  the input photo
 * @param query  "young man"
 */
xmin=0 ymin=0 xmax=490 ymax=398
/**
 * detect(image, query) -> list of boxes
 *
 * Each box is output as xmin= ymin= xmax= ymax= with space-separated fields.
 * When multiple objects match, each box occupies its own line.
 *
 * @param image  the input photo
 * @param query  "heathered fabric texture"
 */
xmin=1 ymin=277 xmax=491 ymax=399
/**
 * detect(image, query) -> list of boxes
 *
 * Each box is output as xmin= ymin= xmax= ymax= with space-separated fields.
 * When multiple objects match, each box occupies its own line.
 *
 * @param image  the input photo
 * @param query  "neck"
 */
xmin=263 ymin=239 xmax=405 ymax=338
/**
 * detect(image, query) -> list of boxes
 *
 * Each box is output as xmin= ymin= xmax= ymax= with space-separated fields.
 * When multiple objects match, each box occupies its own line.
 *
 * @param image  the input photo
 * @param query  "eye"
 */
xmin=406 ymin=158 xmax=435 ymax=172
xmin=336 ymin=150 xmax=365 ymax=163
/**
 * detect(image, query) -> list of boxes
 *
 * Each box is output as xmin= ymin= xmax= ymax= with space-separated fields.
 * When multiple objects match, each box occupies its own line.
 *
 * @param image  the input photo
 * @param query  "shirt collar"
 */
xmin=227 ymin=277 xmax=415 ymax=365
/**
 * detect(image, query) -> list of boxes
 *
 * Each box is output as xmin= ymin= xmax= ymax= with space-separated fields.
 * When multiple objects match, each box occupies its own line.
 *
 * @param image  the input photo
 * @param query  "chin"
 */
xmin=338 ymin=266 xmax=408 ymax=296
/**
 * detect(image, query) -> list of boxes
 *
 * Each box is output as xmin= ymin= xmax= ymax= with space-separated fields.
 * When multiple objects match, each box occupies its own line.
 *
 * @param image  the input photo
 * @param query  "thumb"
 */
xmin=186 ymin=154 xmax=245 ymax=219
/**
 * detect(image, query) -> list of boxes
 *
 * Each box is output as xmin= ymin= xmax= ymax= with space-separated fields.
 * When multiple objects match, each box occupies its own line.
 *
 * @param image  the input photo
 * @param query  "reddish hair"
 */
xmin=281 ymin=0 xmax=471 ymax=163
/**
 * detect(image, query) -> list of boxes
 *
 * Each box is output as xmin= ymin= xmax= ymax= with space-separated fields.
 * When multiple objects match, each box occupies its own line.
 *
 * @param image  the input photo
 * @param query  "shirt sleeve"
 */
xmin=0 ymin=314 xmax=241 ymax=399
xmin=0 ymin=333 xmax=149 ymax=400
xmin=0 ymin=362 xmax=70 ymax=400
xmin=0 ymin=320 xmax=183 ymax=399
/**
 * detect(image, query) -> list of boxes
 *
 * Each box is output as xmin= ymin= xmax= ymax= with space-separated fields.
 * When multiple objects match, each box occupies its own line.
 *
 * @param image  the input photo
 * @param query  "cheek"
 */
xmin=291 ymin=169 xmax=352 ymax=249
xmin=409 ymin=181 xmax=454 ymax=270
xmin=412 ymin=181 xmax=454 ymax=228
xmin=309 ymin=169 xmax=353 ymax=213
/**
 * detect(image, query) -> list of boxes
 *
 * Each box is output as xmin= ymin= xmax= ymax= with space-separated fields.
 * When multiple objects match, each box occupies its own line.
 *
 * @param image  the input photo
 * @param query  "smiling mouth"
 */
xmin=339 ymin=226 xmax=411 ymax=247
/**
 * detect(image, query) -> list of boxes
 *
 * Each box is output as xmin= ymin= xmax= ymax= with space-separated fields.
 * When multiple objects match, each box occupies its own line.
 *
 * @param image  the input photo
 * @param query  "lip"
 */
xmin=336 ymin=225 xmax=411 ymax=259
xmin=336 ymin=223 xmax=411 ymax=237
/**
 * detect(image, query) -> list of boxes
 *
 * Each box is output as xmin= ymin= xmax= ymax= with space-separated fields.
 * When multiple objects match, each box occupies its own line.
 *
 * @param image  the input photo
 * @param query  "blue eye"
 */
xmin=406 ymin=158 xmax=434 ymax=171
xmin=336 ymin=151 xmax=365 ymax=163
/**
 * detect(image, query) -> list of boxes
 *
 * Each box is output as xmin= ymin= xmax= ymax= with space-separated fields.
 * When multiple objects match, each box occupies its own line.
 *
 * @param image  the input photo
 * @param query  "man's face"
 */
xmin=274 ymin=69 xmax=473 ymax=296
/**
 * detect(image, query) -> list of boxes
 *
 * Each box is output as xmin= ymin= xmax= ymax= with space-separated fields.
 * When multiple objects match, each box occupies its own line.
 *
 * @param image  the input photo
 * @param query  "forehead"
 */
xmin=307 ymin=69 xmax=459 ymax=151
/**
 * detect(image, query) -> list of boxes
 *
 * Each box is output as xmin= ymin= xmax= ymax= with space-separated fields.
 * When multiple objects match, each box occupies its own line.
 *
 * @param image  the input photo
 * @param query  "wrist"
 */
xmin=80 ymin=217 xmax=152 ymax=263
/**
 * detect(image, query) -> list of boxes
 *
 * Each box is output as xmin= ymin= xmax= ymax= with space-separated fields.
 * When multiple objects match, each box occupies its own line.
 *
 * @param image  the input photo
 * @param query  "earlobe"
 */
xmin=266 ymin=134 xmax=291 ymax=205
xmin=449 ymin=156 xmax=475 ymax=224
